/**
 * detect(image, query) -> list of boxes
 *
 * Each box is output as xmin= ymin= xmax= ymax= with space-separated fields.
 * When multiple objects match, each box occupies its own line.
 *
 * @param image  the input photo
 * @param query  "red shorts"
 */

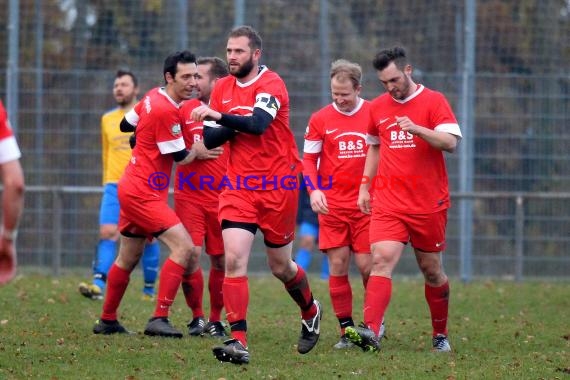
xmin=318 ymin=208 xmax=370 ymax=254
xmin=174 ymin=196 xmax=224 ymax=255
xmin=369 ymin=208 xmax=448 ymax=252
xmin=118 ymin=182 xmax=180 ymax=239
xmin=218 ymin=187 xmax=298 ymax=246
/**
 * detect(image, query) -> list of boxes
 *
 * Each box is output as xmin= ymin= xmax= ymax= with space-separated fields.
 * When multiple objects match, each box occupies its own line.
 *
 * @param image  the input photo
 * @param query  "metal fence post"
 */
xmin=514 ymin=195 xmax=524 ymax=282
xmin=52 ymin=188 xmax=62 ymax=276
xmin=458 ymin=0 xmax=477 ymax=283
xmin=6 ymin=0 xmax=20 ymax=131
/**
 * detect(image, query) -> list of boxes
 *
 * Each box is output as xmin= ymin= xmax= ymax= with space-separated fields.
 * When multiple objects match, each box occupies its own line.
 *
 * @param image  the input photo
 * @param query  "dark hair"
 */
xmin=228 ymin=25 xmax=262 ymax=51
xmin=372 ymin=46 xmax=408 ymax=71
xmin=197 ymin=56 xmax=229 ymax=79
xmin=163 ymin=50 xmax=197 ymax=81
xmin=116 ymin=69 xmax=138 ymax=87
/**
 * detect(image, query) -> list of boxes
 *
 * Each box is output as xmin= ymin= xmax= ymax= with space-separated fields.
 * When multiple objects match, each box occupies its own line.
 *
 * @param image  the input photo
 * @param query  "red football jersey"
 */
xmin=207 ymin=66 xmax=301 ymax=190
xmin=121 ymin=87 xmax=186 ymax=199
xmin=0 ymin=100 xmax=21 ymax=164
xmin=367 ymin=85 xmax=462 ymax=214
xmin=303 ymin=98 xmax=370 ymax=210
xmin=175 ymin=98 xmax=229 ymax=203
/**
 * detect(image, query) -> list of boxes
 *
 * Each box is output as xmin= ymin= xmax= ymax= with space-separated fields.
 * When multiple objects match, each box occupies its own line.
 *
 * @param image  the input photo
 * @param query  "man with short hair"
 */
xmin=303 ymin=59 xmax=377 ymax=349
xmin=191 ymin=25 xmax=322 ymax=364
xmin=347 ymin=46 xmax=462 ymax=353
xmin=92 ymin=50 xmax=205 ymax=338
xmin=79 ymin=70 xmax=160 ymax=301
xmin=175 ymin=56 xmax=229 ymax=338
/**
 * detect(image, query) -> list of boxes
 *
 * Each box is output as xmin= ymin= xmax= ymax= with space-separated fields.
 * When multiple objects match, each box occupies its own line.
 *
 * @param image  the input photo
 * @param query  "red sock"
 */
xmin=285 ymin=264 xmax=316 ymax=319
xmin=101 ymin=263 xmax=131 ymax=321
xmin=329 ymin=275 xmax=352 ymax=333
xmin=208 ymin=267 xmax=225 ymax=322
xmin=181 ymin=268 xmax=204 ymax=318
xmin=223 ymin=276 xmax=249 ymax=347
xmin=153 ymin=258 xmax=185 ymax=318
xmin=364 ymin=275 xmax=392 ymax=336
xmin=425 ymin=281 xmax=450 ymax=336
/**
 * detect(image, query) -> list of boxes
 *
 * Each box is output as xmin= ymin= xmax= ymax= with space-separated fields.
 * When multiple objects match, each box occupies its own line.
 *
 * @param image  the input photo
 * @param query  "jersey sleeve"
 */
xmin=254 ymin=75 xmax=287 ymax=119
xmin=432 ymin=93 xmax=462 ymax=138
xmin=366 ymin=106 xmax=380 ymax=145
xmin=303 ymin=112 xmax=324 ymax=154
xmin=125 ymin=102 xmax=141 ymax=126
xmin=254 ymin=92 xmax=279 ymax=119
xmin=154 ymin=110 xmax=185 ymax=155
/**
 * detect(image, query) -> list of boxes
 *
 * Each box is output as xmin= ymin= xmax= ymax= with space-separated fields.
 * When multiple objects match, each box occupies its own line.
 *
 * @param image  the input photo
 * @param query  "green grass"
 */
xmin=0 ymin=274 xmax=569 ymax=379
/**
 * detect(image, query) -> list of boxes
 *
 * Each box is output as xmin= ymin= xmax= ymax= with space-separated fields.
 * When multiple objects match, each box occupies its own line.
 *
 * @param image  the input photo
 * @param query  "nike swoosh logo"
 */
xmin=222 ymin=99 xmax=232 ymax=104
xmin=325 ymin=129 xmax=338 ymax=134
xmin=185 ymin=120 xmax=194 ymax=125
xmin=379 ymin=118 xmax=390 ymax=124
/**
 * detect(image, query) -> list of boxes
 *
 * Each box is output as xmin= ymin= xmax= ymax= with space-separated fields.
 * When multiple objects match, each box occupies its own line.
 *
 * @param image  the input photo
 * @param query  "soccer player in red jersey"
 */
xmin=175 ymin=57 xmax=229 ymax=338
xmin=302 ymin=59 xmax=379 ymax=349
xmin=0 ymin=99 xmax=25 ymax=285
xmin=191 ymin=25 xmax=322 ymax=364
xmin=347 ymin=46 xmax=462 ymax=352
xmin=92 ymin=51 xmax=203 ymax=338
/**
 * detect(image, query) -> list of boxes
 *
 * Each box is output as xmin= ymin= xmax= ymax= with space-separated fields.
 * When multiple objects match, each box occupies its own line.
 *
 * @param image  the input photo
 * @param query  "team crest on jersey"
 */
xmin=171 ymin=123 xmax=181 ymax=135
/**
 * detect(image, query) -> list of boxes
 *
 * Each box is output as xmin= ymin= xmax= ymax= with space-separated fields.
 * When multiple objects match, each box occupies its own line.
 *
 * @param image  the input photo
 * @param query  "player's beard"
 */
xmin=391 ymin=76 xmax=413 ymax=101
xmin=231 ymin=55 xmax=255 ymax=79
xmin=116 ymin=92 xmax=136 ymax=107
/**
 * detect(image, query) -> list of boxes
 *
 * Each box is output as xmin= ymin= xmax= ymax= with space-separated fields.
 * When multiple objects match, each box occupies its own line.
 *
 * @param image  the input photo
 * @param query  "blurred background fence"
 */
xmin=1 ymin=0 xmax=569 ymax=280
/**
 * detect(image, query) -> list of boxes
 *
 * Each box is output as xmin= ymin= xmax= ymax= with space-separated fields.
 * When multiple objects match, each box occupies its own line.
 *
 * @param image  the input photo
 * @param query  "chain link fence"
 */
xmin=1 ymin=0 xmax=569 ymax=279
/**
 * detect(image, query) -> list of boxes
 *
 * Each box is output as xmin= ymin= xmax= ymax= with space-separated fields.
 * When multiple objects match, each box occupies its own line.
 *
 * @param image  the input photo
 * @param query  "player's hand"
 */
xmin=357 ymin=187 xmax=371 ymax=214
xmin=193 ymin=140 xmax=224 ymax=160
xmin=191 ymin=105 xmax=221 ymax=122
xmin=310 ymin=189 xmax=329 ymax=214
xmin=395 ymin=115 xmax=420 ymax=135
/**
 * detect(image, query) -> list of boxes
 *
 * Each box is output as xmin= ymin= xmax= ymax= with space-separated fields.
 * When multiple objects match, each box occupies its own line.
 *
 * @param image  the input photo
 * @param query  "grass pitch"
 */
xmin=0 ymin=273 xmax=568 ymax=379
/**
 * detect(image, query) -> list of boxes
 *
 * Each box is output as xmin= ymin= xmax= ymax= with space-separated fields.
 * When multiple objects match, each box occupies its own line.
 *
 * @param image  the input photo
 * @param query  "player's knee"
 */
xmin=222 ymin=256 xmax=245 ymax=276
xmin=423 ymin=270 xmax=445 ymax=285
xmin=422 ymin=262 xmax=446 ymax=283
xmin=268 ymin=259 xmax=294 ymax=282
xmin=99 ymin=225 xmax=119 ymax=240
xmin=298 ymin=236 xmax=315 ymax=250
xmin=328 ymin=255 xmax=349 ymax=270
xmin=210 ymin=255 xmax=225 ymax=271
xmin=3 ymin=174 xmax=25 ymax=195
xmin=182 ymin=244 xmax=200 ymax=265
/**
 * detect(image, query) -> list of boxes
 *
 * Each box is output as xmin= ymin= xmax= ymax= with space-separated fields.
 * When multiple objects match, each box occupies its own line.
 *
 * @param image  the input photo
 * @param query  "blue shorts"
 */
xmin=298 ymin=221 xmax=318 ymax=239
xmin=99 ymin=183 xmax=120 ymax=225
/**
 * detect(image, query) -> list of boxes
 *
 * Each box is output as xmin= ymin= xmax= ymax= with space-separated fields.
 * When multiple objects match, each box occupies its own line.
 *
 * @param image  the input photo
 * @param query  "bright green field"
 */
xmin=0 ymin=274 xmax=568 ymax=379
